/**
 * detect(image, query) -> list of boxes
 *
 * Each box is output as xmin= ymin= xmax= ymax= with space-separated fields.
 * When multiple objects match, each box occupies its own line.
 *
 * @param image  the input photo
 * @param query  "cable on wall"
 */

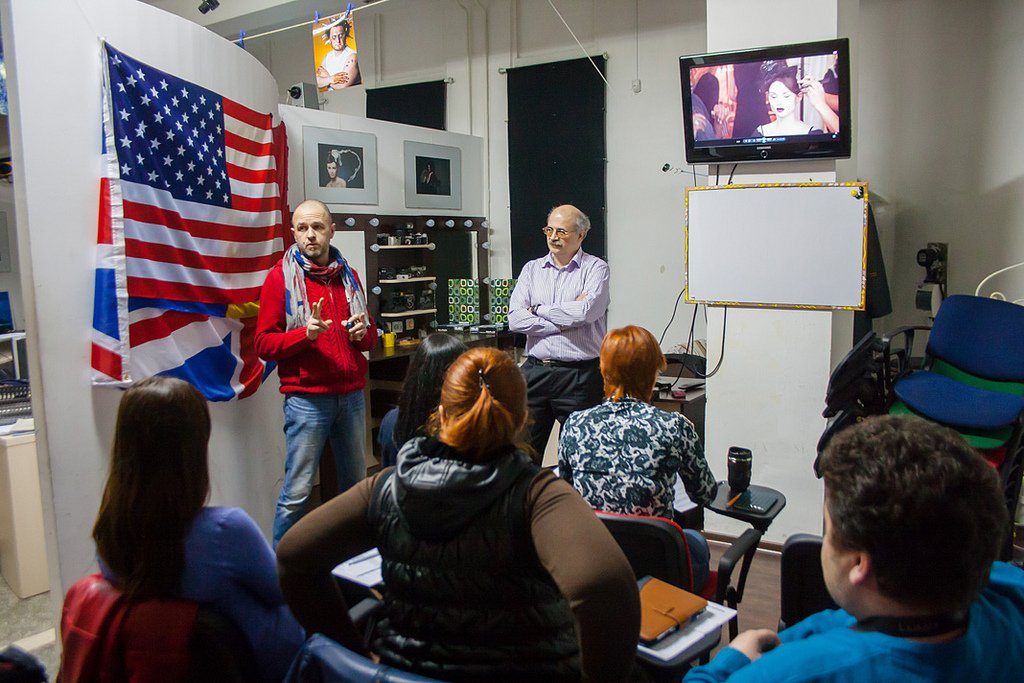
xmin=544 ymin=0 xmax=611 ymax=91
xmin=975 ymin=261 xmax=1024 ymax=305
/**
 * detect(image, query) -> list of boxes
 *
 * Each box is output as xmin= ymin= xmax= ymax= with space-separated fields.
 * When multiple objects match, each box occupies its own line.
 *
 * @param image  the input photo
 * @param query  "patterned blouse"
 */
xmin=557 ymin=398 xmax=716 ymax=518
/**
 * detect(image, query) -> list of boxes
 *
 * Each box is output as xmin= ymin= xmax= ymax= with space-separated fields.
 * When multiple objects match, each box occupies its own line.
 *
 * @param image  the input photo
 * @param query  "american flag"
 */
xmin=92 ymin=43 xmax=286 ymax=400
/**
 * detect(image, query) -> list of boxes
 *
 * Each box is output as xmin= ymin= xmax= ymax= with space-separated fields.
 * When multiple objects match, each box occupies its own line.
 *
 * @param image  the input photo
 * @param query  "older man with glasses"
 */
xmin=508 ymin=204 xmax=610 ymax=460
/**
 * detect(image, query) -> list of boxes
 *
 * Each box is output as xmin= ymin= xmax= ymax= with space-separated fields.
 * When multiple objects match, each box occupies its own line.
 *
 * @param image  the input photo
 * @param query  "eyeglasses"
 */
xmin=541 ymin=226 xmax=576 ymax=238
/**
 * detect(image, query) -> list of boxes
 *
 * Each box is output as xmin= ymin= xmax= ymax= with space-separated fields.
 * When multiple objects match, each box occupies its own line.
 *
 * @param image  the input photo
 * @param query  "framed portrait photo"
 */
xmin=404 ymin=141 xmax=462 ymax=210
xmin=303 ymin=126 xmax=378 ymax=205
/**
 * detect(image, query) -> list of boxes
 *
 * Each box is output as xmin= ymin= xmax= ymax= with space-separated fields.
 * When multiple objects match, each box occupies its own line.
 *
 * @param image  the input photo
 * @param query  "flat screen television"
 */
xmin=679 ymin=38 xmax=851 ymax=164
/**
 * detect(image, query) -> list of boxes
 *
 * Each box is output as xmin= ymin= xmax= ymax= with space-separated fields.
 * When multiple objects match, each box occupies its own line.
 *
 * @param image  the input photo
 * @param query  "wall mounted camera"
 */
xmin=198 ymin=0 xmax=220 ymax=14
xmin=915 ymin=242 xmax=948 ymax=318
xmin=286 ymin=82 xmax=318 ymax=109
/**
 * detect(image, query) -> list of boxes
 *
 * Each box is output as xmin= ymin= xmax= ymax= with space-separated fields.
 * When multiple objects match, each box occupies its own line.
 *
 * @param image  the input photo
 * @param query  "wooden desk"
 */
xmin=651 ymin=378 xmax=706 ymax=445
xmin=367 ymin=331 xmax=514 ymax=380
xmin=367 ymin=331 xmax=515 ymax=418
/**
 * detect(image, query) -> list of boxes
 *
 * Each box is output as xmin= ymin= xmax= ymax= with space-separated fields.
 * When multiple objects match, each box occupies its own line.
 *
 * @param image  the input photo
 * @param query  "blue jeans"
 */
xmin=684 ymin=529 xmax=711 ymax=593
xmin=273 ymin=391 xmax=366 ymax=547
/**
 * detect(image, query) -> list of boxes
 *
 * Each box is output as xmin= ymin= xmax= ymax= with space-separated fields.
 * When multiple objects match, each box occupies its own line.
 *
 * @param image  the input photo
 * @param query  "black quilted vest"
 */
xmin=367 ymin=437 xmax=581 ymax=682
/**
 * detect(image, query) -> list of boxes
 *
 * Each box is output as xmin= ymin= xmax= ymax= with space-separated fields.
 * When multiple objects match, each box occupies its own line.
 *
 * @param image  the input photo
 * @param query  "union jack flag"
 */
xmin=92 ymin=43 xmax=287 ymax=400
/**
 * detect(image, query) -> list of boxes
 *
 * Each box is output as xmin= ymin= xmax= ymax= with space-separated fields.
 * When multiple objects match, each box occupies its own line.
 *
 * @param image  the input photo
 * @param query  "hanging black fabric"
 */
xmin=366 ymin=81 xmax=446 ymax=131
xmin=506 ymin=57 xmax=607 ymax=275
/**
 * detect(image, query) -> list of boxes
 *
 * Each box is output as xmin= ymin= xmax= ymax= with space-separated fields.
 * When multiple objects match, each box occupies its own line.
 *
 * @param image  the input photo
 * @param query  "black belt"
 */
xmin=526 ymin=356 xmax=599 ymax=369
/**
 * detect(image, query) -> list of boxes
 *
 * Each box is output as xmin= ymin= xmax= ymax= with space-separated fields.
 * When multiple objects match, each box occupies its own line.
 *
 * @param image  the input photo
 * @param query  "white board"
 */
xmin=685 ymin=183 xmax=867 ymax=309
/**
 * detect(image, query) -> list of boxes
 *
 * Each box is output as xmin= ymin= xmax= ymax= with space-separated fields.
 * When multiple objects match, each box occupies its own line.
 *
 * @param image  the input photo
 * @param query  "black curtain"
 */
xmin=366 ymin=81 xmax=446 ymax=130
xmin=507 ymin=57 xmax=606 ymax=274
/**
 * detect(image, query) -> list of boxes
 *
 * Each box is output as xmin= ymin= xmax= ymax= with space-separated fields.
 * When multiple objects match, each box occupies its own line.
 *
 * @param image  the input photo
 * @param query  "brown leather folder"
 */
xmin=639 ymin=577 xmax=708 ymax=644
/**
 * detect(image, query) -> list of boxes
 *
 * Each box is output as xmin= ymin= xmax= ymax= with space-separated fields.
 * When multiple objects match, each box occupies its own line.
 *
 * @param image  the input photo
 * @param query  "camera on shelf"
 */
xmin=376 ymin=232 xmax=392 ymax=246
xmin=401 ymin=234 xmax=415 ymax=246
xmin=395 ymin=268 xmax=412 ymax=280
xmin=408 ymin=265 xmax=427 ymax=277
xmin=381 ymin=293 xmax=402 ymax=313
xmin=413 ymin=232 xmax=429 ymax=245
xmin=378 ymin=267 xmax=396 ymax=281
xmin=418 ymin=291 xmax=434 ymax=310
xmin=382 ymin=291 xmax=417 ymax=313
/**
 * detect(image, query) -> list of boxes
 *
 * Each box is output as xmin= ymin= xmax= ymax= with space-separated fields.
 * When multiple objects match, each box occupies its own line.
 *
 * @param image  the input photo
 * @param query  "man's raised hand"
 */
xmin=306 ymin=297 xmax=333 ymax=341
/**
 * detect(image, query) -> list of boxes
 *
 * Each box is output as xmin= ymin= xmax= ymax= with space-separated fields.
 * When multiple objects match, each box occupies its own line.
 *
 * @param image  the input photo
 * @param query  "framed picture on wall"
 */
xmin=303 ymin=126 xmax=378 ymax=205
xmin=404 ymin=140 xmax=462 ymax=210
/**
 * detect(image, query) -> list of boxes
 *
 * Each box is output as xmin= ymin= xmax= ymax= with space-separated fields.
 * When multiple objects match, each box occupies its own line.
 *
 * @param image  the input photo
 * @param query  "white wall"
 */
xmin=246 ymin=0 xmax=846 ymax=541
xmin=277 ymin=106 xmax=485 ymax=215
xmin=856 ymin=0 xmax=1024 ymax=324
xmin=312 ymin=0 xmax=1024 ymax=540
xmin=235 ymin=0 xmax=1024 ymax=353
xmin=242 ymin=0 xmax=712 ymax=341
xmin=0 ymin=0 xmax=289 ymax=609
xmin=697 ymin=0 xmax=840 ymax=542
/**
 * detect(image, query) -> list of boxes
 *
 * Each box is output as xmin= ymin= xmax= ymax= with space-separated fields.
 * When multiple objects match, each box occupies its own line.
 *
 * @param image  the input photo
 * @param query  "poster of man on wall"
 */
xmin=313 ymin=8 xmax=361 ymax=91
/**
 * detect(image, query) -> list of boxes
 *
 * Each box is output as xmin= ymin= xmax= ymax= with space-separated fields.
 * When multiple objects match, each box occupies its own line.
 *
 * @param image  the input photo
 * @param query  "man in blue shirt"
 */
xmin=686 ymin=414 xmax=1024 ymax=682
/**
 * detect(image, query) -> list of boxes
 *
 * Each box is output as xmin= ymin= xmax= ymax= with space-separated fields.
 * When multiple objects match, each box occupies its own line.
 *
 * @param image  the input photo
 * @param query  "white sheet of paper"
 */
xmin=637 ymin=600 xmax=737 ymax=662
xmin=332 ymin=548 xmax=383 ymax=587
xmin=673 ymin=475 xmax=698 ymax=514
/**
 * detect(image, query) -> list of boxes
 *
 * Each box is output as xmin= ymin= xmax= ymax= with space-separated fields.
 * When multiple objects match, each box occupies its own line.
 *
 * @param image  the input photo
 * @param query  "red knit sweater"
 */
xmin=254 ymin=260 xmax=378 ymax=395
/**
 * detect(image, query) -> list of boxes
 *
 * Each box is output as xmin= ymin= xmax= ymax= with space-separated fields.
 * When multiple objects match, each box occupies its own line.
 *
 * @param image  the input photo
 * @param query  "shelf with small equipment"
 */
xmin=348 ymin=213 xmax=492 ymax=346
xmin=372 ymin=244 xmax=435 ymax=251
xmin=378 ymin=308 xmax=438 ymax=318
xmin=378 ymin=276 xmax=436 ymax=284
xmin=328 ymin=212 xmax=498 ymax=468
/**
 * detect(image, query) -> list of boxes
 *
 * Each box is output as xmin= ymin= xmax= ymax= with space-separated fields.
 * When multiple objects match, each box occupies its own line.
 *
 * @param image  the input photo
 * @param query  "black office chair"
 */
xmin=597 ymin=512 xmax=761 ymax=640
xmin=778 ymin=534 xmax=837 ymax=631
xmin=815 ymin=332 xmax=890 ymax=476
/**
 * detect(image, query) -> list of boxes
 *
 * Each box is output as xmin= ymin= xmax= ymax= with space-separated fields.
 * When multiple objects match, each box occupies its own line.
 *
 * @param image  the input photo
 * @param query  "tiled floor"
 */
xmin=0 ymin=576 xmax=58 ymax=677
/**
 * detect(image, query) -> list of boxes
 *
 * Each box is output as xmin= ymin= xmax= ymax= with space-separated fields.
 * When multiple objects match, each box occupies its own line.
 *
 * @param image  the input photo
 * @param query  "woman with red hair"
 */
xmin=278 ymin=347 xmax=639 ymax=682
xmin=558 ymin=325 xmax=717 ymax=591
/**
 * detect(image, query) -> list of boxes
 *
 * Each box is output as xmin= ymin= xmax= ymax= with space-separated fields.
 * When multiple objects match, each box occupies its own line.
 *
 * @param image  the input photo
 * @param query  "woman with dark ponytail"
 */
xmin=278 ymin=347 xmax=640 ymax=682
xmin=377 ymin=332 xmax=468 ymax=467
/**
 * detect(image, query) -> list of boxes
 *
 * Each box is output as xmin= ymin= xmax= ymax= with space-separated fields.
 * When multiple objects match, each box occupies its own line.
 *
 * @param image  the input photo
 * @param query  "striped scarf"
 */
xmin=281 ymin=244 xmax=366 ymax=331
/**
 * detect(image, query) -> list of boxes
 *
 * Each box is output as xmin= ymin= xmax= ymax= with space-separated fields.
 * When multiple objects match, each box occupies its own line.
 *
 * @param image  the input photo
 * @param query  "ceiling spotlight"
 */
xmin=198 ymin=0 xmax=220 ymax=14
